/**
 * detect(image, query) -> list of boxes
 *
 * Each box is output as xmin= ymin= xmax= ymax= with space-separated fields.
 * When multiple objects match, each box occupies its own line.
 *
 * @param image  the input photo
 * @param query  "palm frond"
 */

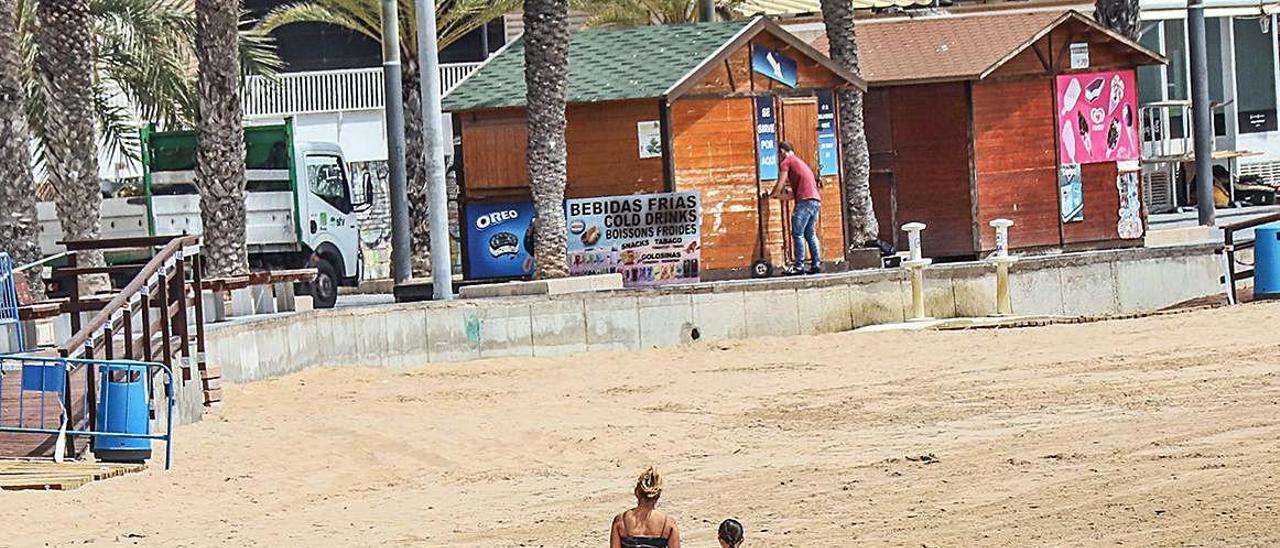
xmin=18 ymin=0 xmax=284 ymax=181
xmin=576 ymin=0 xmax=747 ymax=27
xmin=240 ymin=12 xmax=285 ymax=80
xmin=254 ymin=0 xmax=517 ymax=59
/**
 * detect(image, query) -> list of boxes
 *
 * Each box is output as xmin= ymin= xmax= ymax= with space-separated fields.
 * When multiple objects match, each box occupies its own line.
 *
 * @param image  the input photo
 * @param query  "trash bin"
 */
xmin=1254 ymin=224 xmax=1280 ymax=300
xmin=94 ymin=364 xmax=152 ymax=464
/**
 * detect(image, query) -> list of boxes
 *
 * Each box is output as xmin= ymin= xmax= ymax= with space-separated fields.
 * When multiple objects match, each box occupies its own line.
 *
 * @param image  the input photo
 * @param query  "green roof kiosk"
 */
xmin=444 ymin=18 xmax=865 ymax=283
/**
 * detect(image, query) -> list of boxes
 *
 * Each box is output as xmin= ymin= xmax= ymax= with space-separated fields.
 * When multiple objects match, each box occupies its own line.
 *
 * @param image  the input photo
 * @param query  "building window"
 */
xmin=1164 ymin=19 xmax=1189 ymax=139
xmin=1234 ymin=17 xmax=1278 ymax=133
xmin=1138 ymin=26 xmax=1163 ymax=105
xmin=1208 ymin=18 xmax=1227 ymax=135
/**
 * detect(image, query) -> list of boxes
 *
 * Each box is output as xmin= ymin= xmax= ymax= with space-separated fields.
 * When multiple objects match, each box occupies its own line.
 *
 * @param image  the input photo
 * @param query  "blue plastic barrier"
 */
xmin=0 ymin=253 xmax=24 ymax=353
xmin=0 ymin=356 xmax=174 ymax=469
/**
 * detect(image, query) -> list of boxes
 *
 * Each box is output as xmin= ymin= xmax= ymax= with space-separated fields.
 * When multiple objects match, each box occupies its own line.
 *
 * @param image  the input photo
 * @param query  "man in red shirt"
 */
xmin=768 ymin=141 xmax=822 ymax=275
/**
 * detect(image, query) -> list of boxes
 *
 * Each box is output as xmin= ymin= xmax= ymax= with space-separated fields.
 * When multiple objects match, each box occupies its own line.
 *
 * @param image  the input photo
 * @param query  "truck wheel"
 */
xmin=312 ymin=258 xmax=339 ymax=309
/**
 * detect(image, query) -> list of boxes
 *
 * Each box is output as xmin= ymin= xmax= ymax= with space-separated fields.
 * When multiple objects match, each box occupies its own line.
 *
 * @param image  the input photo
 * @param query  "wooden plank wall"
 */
xmin=670 ymin=97 xmax=763 ymax=271
xmin=972 ymin=78 xmax=1062 ymax=251
xmin=864 ymin=89 xmax=898 ymax=241
xmin=1065 ymin=162 xmax=1124 ymax=244
xmin=869 ymin=82 xmax=975 ymax=257
xmin=458 ymin=99 xmax=666 ymax=201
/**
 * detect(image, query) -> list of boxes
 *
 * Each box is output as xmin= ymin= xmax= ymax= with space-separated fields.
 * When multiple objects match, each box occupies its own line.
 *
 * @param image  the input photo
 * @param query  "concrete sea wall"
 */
xmin=201 ymin=244 xmax=1224 ymax=397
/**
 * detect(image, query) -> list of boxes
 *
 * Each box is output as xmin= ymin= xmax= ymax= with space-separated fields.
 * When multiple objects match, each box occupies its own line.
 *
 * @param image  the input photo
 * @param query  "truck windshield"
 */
xmin=306 ymin=155 xmax=352 ymax=214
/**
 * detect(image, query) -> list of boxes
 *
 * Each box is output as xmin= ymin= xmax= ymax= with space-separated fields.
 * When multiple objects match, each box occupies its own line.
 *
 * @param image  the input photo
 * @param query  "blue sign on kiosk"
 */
xmin=816 ymin=91 xmax=839 ymax=177
xmin=465 ymin=201 xmax=536 ymax=280
xmin=755 ymin=96 xmax=778 ymax=181
xmin=751 ymin=44 xmax=798 ymax=88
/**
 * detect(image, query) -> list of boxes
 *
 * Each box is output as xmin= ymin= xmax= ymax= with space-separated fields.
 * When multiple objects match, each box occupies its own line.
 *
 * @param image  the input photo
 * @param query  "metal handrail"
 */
xmin=58 ymin=236 xmax=197 ymax=358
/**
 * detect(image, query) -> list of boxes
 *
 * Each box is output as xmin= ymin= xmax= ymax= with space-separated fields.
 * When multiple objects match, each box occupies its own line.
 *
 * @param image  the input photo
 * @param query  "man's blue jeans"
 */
xmin=791 ymin=199 xmax=821 ymax=268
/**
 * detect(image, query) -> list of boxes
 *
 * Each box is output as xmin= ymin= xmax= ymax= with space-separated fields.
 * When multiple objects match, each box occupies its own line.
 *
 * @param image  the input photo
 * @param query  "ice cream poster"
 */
xmin=565 ymin=191 xmax=702 ymax=287
xmin=1056 ymin=70 xmax=1139 ymax=165
xmin=1059 ymin=163 xmax=1084 ymax=223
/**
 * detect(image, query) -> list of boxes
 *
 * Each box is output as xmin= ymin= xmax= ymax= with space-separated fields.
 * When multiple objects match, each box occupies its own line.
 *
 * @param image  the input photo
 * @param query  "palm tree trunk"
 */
xmin=819 ymin=0 xmax=879 ymax=248
xmin=523 ymin=0 xmax=571 ymax=279
xmin=1094 ymin=0 xmax=1140 ymax=40
xmin=0 ymin=0 xmax=43 ymax=298
xmin=36 ymin=0 xmax=108 ymax=293
xmin=401 ymin=49 xmax=435 ymax=275
xmin=195 ymin=0 xmax=250 ymax=277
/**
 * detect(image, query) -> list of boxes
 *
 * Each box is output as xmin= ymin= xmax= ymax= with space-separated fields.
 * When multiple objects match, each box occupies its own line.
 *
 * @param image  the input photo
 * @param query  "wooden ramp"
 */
xmin=0 ymin=460 xmax=146 ymax=491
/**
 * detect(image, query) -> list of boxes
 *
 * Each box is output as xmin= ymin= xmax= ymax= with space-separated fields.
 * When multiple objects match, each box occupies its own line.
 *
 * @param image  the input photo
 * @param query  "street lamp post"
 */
xmin=415 ymin=0 xmax=455 ymax=300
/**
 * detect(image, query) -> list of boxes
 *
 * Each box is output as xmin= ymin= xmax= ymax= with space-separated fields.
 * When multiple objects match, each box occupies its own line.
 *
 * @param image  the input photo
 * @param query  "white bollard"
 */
xmin=988 ymin=219 xmax=1017 ymax=316
xmin=901 ymin=222 xmax=932 ymax=321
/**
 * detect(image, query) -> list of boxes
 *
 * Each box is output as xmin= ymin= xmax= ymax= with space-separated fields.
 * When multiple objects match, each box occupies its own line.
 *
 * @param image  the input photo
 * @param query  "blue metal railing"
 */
xmin=0 ymin=356 xmax=175 ymax=469
xmin=0 ymin=253 xmax=23 ymax=353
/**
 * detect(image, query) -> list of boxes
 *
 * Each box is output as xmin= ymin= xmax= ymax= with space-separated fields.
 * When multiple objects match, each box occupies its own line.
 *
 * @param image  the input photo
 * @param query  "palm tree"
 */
xmin=1094 ymin=0 xmax=1139 ymax=39
xmin=819 ymin=0 xmax=878 ymax=247
xmin=524 ymin=0 xmax=571 ymax=279
xmin=0 ymin=0 xmax=43 ymax=297
xmin=193 ymin=0 xmax=250 ymax=277
xmin=20 ymin=0 xmax=281 ymax=258
xmin=573 ymin=0 xmax=743 ymax=27
xmin=257 ymin=0 xmax=516 ymax=274
xmin=35 ymin=0 xmax=110 ymax=292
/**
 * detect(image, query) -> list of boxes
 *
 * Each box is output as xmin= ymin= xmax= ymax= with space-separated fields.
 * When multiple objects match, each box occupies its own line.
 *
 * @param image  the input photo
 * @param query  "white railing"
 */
xmin=243 ymin=62 xmax=484 ymax=118
xmin=1141 ymin=100 xmax=1194 ymax=162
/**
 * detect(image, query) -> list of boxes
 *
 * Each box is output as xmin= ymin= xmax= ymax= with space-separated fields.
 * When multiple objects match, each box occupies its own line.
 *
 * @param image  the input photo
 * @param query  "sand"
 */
xmin=3 ymin=302 xmax=1279 ymax=547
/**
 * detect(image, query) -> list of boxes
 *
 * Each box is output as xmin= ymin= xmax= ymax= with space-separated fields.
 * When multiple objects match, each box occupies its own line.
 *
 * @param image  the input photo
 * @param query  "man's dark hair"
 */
xmin=779 ymin=141 xmax=793 ymax=153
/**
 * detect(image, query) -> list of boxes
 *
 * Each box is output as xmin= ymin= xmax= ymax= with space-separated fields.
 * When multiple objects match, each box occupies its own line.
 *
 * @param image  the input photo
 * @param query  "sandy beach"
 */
xmin=3 ymin=302 xmax=1279 ymax=546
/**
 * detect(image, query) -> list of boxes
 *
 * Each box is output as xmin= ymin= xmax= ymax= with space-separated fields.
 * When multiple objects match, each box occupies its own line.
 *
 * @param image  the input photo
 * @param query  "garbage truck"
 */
xmin=38 ymin=120 xmax=369 ymax=308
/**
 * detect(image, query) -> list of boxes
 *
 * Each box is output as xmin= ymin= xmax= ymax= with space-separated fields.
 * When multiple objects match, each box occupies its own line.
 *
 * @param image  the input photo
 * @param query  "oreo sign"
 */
xmin=475 ymin=208 xmax=520 ymax=230
xmin=465 ymin=201 xmax=535 ymax=279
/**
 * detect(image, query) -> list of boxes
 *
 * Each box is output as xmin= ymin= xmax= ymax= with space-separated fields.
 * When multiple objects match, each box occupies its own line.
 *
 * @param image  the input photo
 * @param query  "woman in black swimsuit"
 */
xmin=610 ymin=466 xmax=681 ymax=548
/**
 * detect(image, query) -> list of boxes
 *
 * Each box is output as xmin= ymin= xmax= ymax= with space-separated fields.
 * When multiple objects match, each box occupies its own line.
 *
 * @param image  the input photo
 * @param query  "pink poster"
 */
xmin=1056 ymin=70 xmax=1139 ymax=165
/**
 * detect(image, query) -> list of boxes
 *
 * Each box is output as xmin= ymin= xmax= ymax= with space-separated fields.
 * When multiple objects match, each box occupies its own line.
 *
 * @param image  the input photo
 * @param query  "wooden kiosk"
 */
xmin=816 ymin=10 xmax=1166 ymax=258
xmin=444 ymin=18 xmax=865 ymax=282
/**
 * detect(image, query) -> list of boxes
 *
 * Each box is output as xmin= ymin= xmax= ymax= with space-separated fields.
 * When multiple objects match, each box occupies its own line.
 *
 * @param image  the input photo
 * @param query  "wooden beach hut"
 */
xmin=815 ymin=10 xmax=1166 ymax=258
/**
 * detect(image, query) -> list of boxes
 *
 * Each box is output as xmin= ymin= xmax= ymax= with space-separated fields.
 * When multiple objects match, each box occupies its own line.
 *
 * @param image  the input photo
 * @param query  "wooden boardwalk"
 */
xmin=0 ymin=460 xmax=145 ymax=491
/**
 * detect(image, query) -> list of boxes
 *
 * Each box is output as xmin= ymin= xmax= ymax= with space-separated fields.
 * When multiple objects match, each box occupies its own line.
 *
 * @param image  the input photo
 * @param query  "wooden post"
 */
xmin=172 ymin=259 xmax=189 ymax=382
xmin=157 ymin=271 xmax=172 ymax=368
xmin=140 ymin=290 xmax=153 ymax=363
xmin=191 ymin=252 xmax=207 ymax=374
xmin=67 ymin=252 xmax=81 ymax=335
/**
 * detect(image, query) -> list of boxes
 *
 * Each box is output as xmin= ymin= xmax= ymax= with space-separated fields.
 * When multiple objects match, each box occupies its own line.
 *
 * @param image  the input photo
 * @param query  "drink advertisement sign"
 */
xmin=464 ymin=201 xmax=535 ymax=279
xmin=565 ymin=191 xmax=701 ymax=287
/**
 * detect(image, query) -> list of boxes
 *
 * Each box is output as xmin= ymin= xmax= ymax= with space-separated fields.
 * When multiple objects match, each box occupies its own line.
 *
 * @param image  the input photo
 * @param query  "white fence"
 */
xmin=243 ymin=62 xmax=484 ymax=118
